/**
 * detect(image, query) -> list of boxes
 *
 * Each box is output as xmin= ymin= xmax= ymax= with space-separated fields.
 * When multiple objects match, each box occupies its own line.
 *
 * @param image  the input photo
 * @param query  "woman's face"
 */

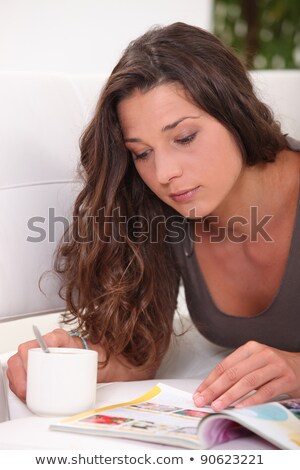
xmin=118 ymin=83 xmax=244 ymax=218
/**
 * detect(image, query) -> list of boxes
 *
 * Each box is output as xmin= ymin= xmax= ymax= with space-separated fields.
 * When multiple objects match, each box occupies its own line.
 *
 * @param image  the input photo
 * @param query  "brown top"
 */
xmin=170 ymin=136 xmax=300 ymax=352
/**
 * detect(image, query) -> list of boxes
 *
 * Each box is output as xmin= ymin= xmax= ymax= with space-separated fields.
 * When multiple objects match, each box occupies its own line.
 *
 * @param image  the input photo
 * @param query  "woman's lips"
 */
xmin=169 ymin=185 xmax=201 ymax=203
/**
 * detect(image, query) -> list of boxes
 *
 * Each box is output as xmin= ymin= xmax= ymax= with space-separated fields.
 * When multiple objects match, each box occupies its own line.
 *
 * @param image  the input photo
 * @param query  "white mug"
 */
xmin=26 ymin=348 xmax=98 ymax=416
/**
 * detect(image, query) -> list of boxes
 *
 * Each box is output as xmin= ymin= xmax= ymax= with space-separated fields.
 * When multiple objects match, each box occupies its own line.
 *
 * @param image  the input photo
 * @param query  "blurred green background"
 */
xmin=213 ymin=0 xmax=300 ymax=69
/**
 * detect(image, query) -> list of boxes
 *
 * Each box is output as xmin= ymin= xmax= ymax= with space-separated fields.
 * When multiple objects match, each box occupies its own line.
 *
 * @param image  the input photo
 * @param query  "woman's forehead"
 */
xmin=117 ymin=83 xmax=200 ymax=134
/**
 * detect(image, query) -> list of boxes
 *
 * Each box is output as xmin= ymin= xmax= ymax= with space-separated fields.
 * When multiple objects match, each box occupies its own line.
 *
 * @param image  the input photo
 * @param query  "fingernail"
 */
xmin=193 ymin=393 xmax=205 ymax=407
xmin=212 ymin=399 xmax=223 ymax=411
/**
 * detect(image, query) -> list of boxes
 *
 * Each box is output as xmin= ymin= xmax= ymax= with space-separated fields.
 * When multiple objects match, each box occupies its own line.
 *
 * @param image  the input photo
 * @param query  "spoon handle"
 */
xmin=32 ymin=325 xmax=50 ymax=353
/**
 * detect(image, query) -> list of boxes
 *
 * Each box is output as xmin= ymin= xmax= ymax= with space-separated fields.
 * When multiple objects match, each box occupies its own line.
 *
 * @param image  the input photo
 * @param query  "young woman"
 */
xmin=7 ymin=22 xmax=300 ymax=410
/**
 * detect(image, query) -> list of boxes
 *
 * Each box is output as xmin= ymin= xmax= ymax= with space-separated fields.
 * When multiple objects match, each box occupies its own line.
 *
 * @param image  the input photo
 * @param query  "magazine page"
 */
xmin=199 ymin=398 xmax=300 ymax=450
xmin=50 ymin=383 xmax=211 ymax=449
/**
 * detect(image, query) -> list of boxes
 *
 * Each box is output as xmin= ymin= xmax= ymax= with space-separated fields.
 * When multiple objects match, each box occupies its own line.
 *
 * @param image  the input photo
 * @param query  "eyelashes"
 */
xmin=175 ymin=132 xmax=197 ymax=146
xmin=133 ymin=149 xmax=151 ymax=161
xmin=132 ymin=131 xmax=198 ymax=161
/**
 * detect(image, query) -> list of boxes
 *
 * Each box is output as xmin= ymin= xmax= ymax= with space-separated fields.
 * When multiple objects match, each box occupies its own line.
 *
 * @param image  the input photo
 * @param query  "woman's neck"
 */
xmin=200 ymin=149 xmax=300 ymax=239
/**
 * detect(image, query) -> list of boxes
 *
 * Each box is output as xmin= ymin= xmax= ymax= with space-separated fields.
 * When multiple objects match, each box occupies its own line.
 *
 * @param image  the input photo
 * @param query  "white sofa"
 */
xmin=0 ymin=70 xmax=299 ymax=424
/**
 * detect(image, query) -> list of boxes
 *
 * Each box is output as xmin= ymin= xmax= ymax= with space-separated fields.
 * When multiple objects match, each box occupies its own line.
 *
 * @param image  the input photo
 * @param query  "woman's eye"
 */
xmin=175 ymin=132 xmax=197 ymax=145
xmin=132 ymin=149 xmax=151 ymax=161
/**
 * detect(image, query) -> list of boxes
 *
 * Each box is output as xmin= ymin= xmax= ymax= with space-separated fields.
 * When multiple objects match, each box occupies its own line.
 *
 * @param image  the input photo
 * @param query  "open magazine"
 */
xmin=50 ymin=383 xmax=300 ymax=450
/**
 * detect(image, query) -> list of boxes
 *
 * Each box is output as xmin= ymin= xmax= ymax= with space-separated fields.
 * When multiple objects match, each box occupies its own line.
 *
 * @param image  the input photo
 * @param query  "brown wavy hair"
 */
xmin=55 ymin=22 xmax=286 ymax=370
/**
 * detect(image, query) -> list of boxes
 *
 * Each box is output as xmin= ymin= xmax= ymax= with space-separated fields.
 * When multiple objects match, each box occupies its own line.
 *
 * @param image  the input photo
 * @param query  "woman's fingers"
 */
xmin=6 ymin=353 xmax=28 ymax=402
xmin=195 ymin=341 xmax=262 ymax=396
xmin=234 ymin=377 xmax=288 ymax=408
xmin=193 ymin=341 xmax=300 ymax=410
xmin=17 ymin=339 xmax=41 ymax=373
xmin=6 ymin=328 xmax=75 ymax=401
xmin=209 ymin=363 xmax=280 ymax=410
xmin=193 ymin=354 xmax=268 ymax=409
xmin=193 ymin=342 xmax=263 ymax=405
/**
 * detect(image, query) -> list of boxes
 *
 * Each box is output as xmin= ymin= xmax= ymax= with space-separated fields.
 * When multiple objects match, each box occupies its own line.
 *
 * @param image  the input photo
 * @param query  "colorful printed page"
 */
xmin=199 ymin=399 xmax=300 ymax=450
xmin=50 ymin=383 xmax=213 ymax=449
xmin=50 ymin=383 xmax=300 ymax=449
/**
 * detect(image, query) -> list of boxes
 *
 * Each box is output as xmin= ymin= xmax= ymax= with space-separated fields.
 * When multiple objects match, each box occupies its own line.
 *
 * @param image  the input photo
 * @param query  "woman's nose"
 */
xmin=155 ymin=151 xmax=183 ymax=184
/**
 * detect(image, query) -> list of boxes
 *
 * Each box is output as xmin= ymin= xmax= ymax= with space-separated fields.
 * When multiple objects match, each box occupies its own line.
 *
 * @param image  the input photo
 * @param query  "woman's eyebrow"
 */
xmin=125 ymin=115 xmax=201 ymax=143
xmin=161 ymin=115 xmax=201 ymax=132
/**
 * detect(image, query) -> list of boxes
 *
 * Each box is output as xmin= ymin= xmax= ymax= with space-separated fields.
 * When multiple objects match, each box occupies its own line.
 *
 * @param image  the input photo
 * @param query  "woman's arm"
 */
xmin=6 ymin=328 xmax=157 ymax=403
xmin=193 ymin=340 xmax=300 ymax=410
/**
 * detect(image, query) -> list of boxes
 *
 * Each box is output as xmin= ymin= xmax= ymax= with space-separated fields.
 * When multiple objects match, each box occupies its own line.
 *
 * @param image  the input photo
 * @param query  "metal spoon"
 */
xmin=32 ymin=324 xmax=50 ymax=353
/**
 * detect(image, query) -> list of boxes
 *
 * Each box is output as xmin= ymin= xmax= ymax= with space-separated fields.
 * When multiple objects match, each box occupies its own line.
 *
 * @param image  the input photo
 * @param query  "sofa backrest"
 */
xmin=0 ymin=72 xmax=104 ymax=321
xmin=251 ymin=70 xmax=300 ymax=138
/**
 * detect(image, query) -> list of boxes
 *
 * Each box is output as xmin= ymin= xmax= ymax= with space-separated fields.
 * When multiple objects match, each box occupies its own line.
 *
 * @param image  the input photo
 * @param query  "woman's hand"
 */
xmin=193 ymin=341 xmax=300 ymax=410
xmin=6 ymin=329 xmax=83 ymax=402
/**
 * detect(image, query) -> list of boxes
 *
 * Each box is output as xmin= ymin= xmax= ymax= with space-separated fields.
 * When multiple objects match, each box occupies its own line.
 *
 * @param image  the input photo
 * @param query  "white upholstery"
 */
xmin=251 ymin=70 xmax=300 ymax=138
xmin=0 ymin=72 xmax=96 ymax=321
xmin=0 ymin=70 xmax=300 ymax=424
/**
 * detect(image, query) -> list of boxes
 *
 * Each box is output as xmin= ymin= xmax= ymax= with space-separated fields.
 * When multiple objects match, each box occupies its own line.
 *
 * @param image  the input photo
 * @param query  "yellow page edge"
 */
xmin=61 ymin=385 xmax=162 ymax=423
